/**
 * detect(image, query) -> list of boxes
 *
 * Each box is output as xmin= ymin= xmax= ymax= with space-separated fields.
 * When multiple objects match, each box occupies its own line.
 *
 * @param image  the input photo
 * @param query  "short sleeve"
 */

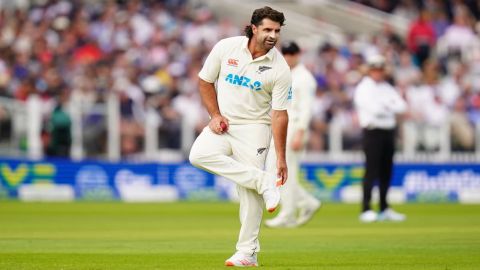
xmin=198 ymin=41 xmax=223 ymax=83
xmin=271 ymin=66 xmax=292 ymax=110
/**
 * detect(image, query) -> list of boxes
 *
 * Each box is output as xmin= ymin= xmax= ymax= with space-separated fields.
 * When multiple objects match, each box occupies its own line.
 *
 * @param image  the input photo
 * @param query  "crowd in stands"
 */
xmin=0 ymin=0 xmax=235 ymax=157
xmin=351 ymin=0 xmax=480 ymax=21
xmin=0 ymin=0 xmax=479 ymax=159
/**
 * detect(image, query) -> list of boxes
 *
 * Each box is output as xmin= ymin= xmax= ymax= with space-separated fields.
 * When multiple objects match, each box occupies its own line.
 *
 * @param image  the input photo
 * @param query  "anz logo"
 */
xmin=225 ymin=73 xmax=262 ymax=91
xmin=287 ymin=86 xmax=292 ymax=100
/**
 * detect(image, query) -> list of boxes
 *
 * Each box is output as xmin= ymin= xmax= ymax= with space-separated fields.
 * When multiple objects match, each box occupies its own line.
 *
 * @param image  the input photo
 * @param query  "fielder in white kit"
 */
xmin=265 ymin=41 xmax=321 ymax=228
xmin=188 ymin=6 xmax=291 ymax=267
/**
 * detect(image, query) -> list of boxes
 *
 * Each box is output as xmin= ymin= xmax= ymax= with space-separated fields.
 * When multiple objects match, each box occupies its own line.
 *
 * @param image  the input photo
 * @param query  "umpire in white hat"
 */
xmin=354 ymin=54 xmax=407 ymax=223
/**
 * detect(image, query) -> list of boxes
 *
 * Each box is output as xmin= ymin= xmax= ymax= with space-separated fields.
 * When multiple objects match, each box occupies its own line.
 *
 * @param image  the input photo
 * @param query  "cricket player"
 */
xmin=265 ymin=41 xmax=321 ymax=228
xmin=188 ymin=6 xmax=290 ymax=267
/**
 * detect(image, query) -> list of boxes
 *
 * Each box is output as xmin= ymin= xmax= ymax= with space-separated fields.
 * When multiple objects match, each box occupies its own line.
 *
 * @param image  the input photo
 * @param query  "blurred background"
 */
xmin=0 ymin=0 xmax=479 ymax=203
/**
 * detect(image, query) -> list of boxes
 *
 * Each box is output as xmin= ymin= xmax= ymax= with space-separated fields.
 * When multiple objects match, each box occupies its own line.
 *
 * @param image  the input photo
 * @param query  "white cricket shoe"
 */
xmin=265 ymin=215 xmax=297 ymax=228
xmin=296 ymin=200 xmax=321 ymax=226
xmin=262 ymin=179 xmax=281 ymax=213
xmin=377 ymin=208 xmax=406 ymax=222
xmin=225 ymin=252 xmax=258 ymax=267
xmin=359 ymin=210 xmax=378 ymax=223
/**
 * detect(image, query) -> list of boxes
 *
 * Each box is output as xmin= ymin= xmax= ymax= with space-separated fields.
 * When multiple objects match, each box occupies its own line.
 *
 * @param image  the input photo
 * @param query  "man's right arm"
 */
xmin=199 ymin=79 xmax=221 ymax=118
xmin=198 ymin=40 xmax=229 ymax=134
xmin=198 ymin=79 xmax=228 ymax=134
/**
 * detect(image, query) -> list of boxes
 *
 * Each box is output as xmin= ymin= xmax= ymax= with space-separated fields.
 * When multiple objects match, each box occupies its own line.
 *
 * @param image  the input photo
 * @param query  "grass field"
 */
xmin=0 ymin=202 xmax=479 ymax=270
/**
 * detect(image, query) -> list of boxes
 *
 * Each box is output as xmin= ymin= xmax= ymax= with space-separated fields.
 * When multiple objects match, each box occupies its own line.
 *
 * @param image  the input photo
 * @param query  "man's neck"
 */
xmin=248 ymin=38 xmax=268 ymax=59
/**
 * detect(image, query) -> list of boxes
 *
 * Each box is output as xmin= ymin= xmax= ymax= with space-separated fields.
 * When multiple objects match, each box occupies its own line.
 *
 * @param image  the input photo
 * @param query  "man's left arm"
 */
xmin=271 ymin=65 xmax=292 ymax=184
xmin=272 ymin=109 xmax=288 ymax=183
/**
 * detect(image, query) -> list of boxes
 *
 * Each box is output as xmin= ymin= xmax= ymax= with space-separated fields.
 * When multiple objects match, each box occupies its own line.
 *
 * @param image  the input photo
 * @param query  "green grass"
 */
xmin=0 ymin=202 xmax=479 ymax=269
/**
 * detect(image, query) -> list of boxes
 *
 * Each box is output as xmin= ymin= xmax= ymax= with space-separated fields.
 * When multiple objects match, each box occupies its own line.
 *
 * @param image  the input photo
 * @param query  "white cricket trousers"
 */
xmin=266 ymin=128 xmax=318 ymax=221
xmin=189 ymin=124 xmax=274 ymax=254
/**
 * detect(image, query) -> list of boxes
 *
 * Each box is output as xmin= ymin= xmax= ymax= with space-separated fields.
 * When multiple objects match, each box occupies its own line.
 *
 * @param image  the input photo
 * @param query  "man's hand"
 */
xmin=276 ymin=158 xmax=288 ymax=185
xmin=209 ymin=114 xmax=229 ymax=134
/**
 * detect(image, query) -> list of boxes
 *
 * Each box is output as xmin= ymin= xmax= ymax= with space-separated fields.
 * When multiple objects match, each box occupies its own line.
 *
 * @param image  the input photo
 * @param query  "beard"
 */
xmin=263 ymin=38 xmax=276 ymax=50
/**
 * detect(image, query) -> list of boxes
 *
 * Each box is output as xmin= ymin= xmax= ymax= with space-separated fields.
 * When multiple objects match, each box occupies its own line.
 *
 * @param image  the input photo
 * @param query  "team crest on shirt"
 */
xmin=257 ymin=65 xmax=272 ymax=74
xmin=227 ymin=58 xmax=239 ymax=67
xmin=256 ymin=147 xmax=267 ymax=155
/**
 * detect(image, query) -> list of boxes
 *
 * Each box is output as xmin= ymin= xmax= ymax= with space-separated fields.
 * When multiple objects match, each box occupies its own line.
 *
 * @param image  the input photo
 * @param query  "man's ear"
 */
xmin=252 ymin=24 xmax=258 ymax=35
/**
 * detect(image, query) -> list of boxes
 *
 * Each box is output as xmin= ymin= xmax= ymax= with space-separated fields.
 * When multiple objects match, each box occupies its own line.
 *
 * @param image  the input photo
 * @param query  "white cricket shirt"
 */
xmin=288 ymin=63 xmax=317 ymax=131
xmin=198 ymin=36 xmax=291 ymax=125
xmin=354 ymin=76 xmax=407 ymax=129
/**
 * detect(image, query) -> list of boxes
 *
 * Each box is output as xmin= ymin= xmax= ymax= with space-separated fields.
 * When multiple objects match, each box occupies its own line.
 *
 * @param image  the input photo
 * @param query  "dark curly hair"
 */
xmin=244 ymin=6 xmax=285 ymax=39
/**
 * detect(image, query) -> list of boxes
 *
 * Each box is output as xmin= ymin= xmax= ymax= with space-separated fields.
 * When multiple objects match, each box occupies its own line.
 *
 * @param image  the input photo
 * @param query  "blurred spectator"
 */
xmin=406 ymin=59 xmax=449 ymax=151
xmin=171 ymin=65 xmax=209 ymax=137
xmin=437 ymin=5 xmax=479 ymax=63
xmin=309 ymin=82 xmax=330 ymax=151
xmin=445 ymin=0 xmax=480 ymax=21
xmin=407 ymin=9 xmax=436 ymax=67
xmin=394 ymin=48 xmax=421 ymax=87
xmin=431 ymin=9 xmax=449 ymax=37
xmin=45 ymin=90 xmax=71 ymax=157
xmin=319 ymin=43 xmax=350 ymax=75
xmin=438 ymin=61 xmax=469 ymax=108
xmin=450 ymin=97 xmax=475 ymax=151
